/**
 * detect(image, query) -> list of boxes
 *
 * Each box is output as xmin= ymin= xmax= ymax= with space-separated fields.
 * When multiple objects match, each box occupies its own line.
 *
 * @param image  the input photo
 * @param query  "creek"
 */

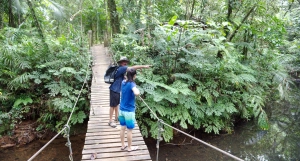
xmin=145 ymin=100 xmax=300 ymax=161
xmin=0 ymin=101 xmax=299 ymax=161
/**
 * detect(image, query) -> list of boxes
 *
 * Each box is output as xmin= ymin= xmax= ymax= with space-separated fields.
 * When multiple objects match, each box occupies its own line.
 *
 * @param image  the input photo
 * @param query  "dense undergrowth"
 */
xmin=111 ymin=17 xmax=292 ymax=141
xmin=1 ymin=0 xmax=300 ymax=146
xmin=0 ymin=26 xmax=91 ymax=135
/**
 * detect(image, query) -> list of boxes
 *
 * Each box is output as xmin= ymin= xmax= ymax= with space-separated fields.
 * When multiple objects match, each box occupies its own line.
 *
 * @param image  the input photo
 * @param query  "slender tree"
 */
xmin=107 ymin=0 xmax=120 ymax=34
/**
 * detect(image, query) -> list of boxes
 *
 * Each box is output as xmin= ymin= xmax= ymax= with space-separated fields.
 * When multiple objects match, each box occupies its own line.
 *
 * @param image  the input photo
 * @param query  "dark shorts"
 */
xmin=110 ymin=90 xmax=120 ymax=107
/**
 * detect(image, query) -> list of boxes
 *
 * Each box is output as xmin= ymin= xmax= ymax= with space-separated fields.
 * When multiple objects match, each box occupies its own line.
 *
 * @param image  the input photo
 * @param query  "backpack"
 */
xmin=104 ymin=64 xmax=119 ymax=84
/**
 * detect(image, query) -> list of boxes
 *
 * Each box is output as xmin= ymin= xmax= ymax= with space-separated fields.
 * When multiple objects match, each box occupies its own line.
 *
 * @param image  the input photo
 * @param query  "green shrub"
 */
xmin=0 ymin=27 xmax=91 ymax=134
xmin=111 ymin=21 xmax=288 ymax=141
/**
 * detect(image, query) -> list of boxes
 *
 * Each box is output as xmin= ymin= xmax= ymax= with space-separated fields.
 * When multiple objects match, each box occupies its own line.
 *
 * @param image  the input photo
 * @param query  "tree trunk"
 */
xmin=135 ymin=0 xmax=143 ymax=30
xmin=26 ymin=0 xmax=50 ymax=53
xmin=8 ymin=0 xmax=16 ymax=27
xmin=0 ymin=0 xmax=3 ymax=28
xmin=227 ymin=5 xmax=257 ymax=42
xmin=226 ymin=0 xmax=233 ymax=37
xmin=185 ymin=0 xmax=190 ymax=20
xmin=107 ymin=0 xmax=120 ymax=34
xmin=145 ymin=0 xmax=152 ymax=32
xmin=0 ymin=12 xmax=2 ymax=29
xmin=190 ymin=0 xmax=196 ymax=19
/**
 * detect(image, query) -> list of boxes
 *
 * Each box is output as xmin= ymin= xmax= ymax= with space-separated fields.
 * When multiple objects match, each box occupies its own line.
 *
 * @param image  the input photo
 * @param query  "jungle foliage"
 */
xmin=0 ymin=0 xmax=99 ymax=135
xmin=109 ymin=0 xmax=299 ymax=141
xmin=1 ymin=0 xmax=300 ymax=146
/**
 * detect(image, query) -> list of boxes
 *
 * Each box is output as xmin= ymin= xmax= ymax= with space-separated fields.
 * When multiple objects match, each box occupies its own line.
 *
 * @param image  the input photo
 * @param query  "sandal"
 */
xmin=90 ymin=153 xmax=97 ymax=160
xmin=108 ymin=121 xmax=116 ymax=128
xmin=128 ymin=146 xmax=139 ymax=152
xmin=121 ymin=145 xmax=128 ymax=150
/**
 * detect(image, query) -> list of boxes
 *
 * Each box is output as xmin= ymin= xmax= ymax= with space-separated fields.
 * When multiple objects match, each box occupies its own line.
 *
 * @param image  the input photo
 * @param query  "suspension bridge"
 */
xmin=27 ymin=44 xmax=244 ymax=161
xmin=81 ymin=45 xmax=151 ymax=160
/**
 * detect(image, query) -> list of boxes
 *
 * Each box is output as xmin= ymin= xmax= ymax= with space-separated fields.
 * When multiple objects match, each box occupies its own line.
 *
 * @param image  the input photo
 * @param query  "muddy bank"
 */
xmin=0 ymin=120 xmax=44 ymax=148
xmin=0 ymin=122 xmax=87 ymax=161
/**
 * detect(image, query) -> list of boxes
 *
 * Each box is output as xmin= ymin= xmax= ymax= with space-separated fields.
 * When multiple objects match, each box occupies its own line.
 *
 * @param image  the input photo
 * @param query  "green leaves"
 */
xmin=70 ymin=111 xmax=86 ymax=124
xmin=168 ymin=15 xmax=178 ymax=25
xmin=13 ymin=97 xmax=33 ymax=108
xmin=0 ymin=25 xmax=91 ymax=135
xmin=109 ymin=0 xmax=293 ymax=141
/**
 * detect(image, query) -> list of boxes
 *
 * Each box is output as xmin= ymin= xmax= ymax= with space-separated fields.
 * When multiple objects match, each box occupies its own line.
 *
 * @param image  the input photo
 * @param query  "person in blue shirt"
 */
xmin=108 ymin=57 xmax=150 ymax=128
xmin=119 ymin=68 xmax=140 ymax=152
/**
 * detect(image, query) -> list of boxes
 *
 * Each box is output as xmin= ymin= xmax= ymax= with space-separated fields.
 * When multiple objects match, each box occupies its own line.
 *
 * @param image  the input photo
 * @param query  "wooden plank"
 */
xmin=85 ymin=137 xmax=144 ymax=145
xmin=90 ymin=104 xmax=110 ymax=106
xmin=90 ymin=102 xmax=110 ymax=104
xmin=82 ymin=155 xmax=151 ymax=161
xmin=89 ymin=115 xmax=114 ymax=118
xmin=88 ymin=117 xmax=111 ymax=121
xmin=85 ymin=132 xmax=142 ymax=140
xmin=89 ymin=108 xmax=110 ymax=110
xmin=91 ymin=95 xmax=109 ymax=97
xmin=90 ymin=102 xmax=109 ymax=103
xmin=87 ymin=124 xmax=139 ymax=129
xmin=82 ymin=150 xmax=150 ymax=160
xmin=83 ymin=141 xmax=146 ymax=149
xmin=89 ymin=112 xmax=110 ymax=116
xmin=85 ymin=130 xmax=141 ymax=137
xmin=91 ymin=98 xmax=109 ymax=99
xmin=82 ymin=145 xmax=148 ymax=154
xmin=82 ymin=45 xmax=151 ymax=161
xmin=89 ymin=115 xmax=110 ymax=122
xmin=87 ymin=121 xmax=138 ymax=126
xmin=87 ymin=127 xmax=140 ymax=133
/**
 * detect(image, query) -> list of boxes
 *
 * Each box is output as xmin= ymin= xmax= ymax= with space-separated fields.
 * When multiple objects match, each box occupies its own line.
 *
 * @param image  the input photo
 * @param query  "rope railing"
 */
xmin=138 ymin=96 xmax=244 ymax=161
xmin=27 ymin=127 xmax=66 ymax=161
xmin=27 ymin=61 xmax=91 ymax=161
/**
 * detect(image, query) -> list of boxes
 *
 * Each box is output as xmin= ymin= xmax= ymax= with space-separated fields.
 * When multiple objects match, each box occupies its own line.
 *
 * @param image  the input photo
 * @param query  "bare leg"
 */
xmin=127 ymin=129 xmax=133 ymax=151
xmin=109 ymin=107 xmax=116 ymax=123
xmin=114 ymin=106 xmax=119 ymax=121
xmin=120 ymin=126 xmax=126 ymax=148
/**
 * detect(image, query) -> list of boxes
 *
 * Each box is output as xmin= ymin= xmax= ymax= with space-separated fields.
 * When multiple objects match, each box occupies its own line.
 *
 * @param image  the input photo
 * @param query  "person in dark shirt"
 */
xmin=119 ymin=68 xmax=140 ymax=151
xmin=108 ymin=56 xmax=150 ymax=127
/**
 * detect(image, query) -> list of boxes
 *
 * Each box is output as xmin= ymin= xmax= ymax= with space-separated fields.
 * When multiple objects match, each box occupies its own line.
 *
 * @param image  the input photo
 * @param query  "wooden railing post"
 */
xmin=88 ymin=30 xmax=93 ymax=49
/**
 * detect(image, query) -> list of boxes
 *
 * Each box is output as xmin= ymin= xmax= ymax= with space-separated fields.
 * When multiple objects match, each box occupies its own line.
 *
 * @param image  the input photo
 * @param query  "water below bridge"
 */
xmin=0 ymin=101 xmax=299 ymax=161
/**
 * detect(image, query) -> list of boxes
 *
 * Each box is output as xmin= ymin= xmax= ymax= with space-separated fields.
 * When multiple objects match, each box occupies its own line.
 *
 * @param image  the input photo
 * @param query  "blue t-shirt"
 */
xmin=109 ymin=66 xmax=128 ymax=93
xmin=120 ymin=80 xmax=136 ymax=112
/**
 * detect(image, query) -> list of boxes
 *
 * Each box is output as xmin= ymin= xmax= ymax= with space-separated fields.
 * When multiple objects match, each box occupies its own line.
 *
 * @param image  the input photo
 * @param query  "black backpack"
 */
xmin=104 ymin=64 xmax=119 ymax=84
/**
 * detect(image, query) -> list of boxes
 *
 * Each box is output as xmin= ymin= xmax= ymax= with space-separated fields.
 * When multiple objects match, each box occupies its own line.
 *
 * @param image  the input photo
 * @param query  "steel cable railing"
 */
xmin=27 ymin=60 xmax=91 ymax=161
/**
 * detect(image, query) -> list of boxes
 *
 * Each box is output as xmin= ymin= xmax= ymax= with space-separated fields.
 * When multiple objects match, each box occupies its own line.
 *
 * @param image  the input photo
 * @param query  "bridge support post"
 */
xmin=64 ymin=125 xmax=73 ymax=161
xmin=88 ymin=30 xmax=93 ymax=49
xmin=156 ymin=119 xmax=164 ymax=161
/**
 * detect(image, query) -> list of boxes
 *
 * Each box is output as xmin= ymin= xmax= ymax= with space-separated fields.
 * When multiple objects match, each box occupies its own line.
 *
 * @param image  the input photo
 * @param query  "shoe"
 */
xmin=90 ymin=153 xmax=97 ymax=160
xmin=108 ymin=121 xmax=116 ymax=128
xmin=121 ymin=145 xmax=128 ymax=150
xmin=128 ymin=146 xmax=139 ymax=152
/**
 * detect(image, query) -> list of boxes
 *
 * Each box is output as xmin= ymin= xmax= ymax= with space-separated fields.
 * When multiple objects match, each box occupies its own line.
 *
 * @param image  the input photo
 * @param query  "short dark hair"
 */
xmin=126 ymin=68 xmax=137 ymax=82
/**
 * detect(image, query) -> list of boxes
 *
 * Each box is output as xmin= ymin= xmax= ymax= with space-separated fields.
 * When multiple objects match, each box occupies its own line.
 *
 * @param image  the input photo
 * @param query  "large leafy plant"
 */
xmin=111 ymin=16 xmax=288 ymax=141
xmin=0 ymin=25 xmax=91 ymax=134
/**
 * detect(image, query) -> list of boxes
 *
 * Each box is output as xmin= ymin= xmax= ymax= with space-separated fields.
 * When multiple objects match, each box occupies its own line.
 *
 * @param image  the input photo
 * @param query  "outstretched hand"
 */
xmin=143 ymin=65 xmax=152 ymax=68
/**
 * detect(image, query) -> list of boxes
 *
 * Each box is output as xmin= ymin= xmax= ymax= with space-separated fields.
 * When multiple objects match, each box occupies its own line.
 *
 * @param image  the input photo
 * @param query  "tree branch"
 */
xmin=26 ymin=0 xmax=51 ymax=53
xmin=227 ymin=0 xmax=232 ymax=21
xmin=190 ymin=0 xmax=196 ymax=19
xmin=227 ymin=5 xmax=257 ymax=42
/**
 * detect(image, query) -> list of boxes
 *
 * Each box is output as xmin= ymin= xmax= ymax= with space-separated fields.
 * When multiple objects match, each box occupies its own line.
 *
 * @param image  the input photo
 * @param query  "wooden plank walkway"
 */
xmin=81 ymin=45 xmax=152 ymax=161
